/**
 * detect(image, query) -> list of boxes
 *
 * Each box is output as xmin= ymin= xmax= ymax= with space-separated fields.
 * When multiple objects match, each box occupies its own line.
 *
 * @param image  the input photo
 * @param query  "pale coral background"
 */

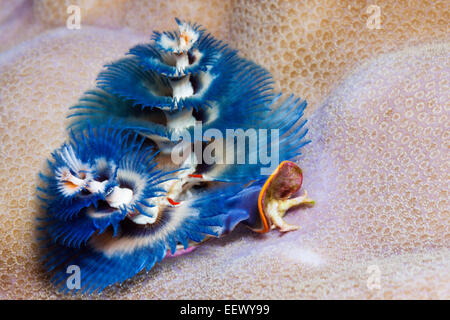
xmin=0 ymin=0 xmax=448 ymax=299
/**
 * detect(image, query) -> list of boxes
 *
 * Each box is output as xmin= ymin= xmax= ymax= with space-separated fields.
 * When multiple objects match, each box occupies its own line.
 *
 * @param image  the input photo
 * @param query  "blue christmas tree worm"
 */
xmin=38 ymin=19 xmax=314 ymax=293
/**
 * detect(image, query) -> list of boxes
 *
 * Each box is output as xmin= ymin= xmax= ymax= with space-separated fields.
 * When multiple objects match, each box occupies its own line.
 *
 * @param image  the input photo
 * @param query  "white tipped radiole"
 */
xmin=59 ymin=165 xmax=135 ymax=210
xmin=105 ymin=186 xmax=134 ymax=209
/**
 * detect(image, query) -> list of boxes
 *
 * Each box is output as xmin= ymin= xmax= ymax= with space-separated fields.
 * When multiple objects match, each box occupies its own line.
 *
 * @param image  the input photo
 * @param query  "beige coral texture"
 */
xmin=0 ymin=0 xmax=448 ymax=299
